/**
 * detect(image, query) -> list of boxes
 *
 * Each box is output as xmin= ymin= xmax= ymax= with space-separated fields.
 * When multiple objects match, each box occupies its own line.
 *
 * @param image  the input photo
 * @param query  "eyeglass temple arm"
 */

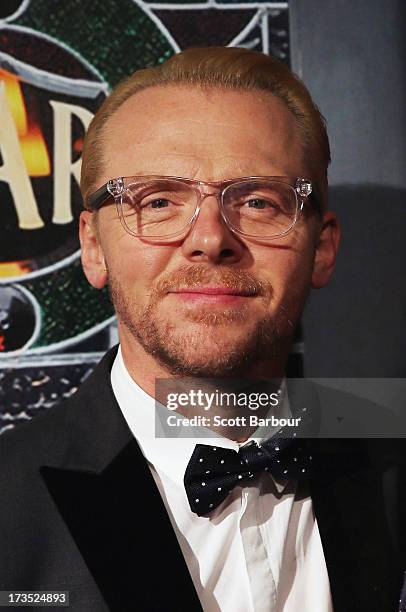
xmin=87 ymin=184 xmax=110 ymax=211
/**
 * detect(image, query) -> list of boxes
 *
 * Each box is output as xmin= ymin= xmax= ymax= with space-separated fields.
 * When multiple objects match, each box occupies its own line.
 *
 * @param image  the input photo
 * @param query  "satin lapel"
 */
xmin=40 ymin=437 xmax=202 ymax=612
xmin=38 ymin=347 xmax=202 ymax=612
xmin=309 ymin=439 xmax=402 ymax=612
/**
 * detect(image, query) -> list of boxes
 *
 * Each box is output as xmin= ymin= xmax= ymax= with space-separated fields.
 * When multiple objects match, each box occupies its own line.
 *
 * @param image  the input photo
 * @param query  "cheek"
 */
xmin=100 ymin=208 xmax=175 ymax=280
xmin=107 ymin=239 xmax=177 ymax=293
xmin=254 ymin=242 xmax=315 ymax=299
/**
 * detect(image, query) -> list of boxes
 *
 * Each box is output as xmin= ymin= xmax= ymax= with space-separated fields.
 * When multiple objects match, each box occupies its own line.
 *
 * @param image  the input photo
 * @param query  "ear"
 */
xmin=79 ymin=211 xmax=108 ymax=289
xmin=311 ymin=211 xmax=341 ymax=288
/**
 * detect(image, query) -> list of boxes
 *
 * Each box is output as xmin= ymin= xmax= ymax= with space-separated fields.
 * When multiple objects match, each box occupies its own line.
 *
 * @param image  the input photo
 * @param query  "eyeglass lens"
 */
xmin=118 ymin=178 xmax=298 ymax=238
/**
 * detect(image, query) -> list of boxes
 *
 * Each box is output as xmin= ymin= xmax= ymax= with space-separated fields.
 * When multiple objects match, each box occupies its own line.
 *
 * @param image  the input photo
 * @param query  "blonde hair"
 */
xmin=80 ymin=46 xmax=330 ymax=209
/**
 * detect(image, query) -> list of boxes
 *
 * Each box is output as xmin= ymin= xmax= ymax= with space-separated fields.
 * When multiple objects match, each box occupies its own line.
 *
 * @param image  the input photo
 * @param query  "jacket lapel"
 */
xmin=288 ymin=380 xmax=404 ymax=610
xmin=310 ymin=439 xmax=403 ymax=612
xmin=39 ymin=347 xmax=202 ymax=612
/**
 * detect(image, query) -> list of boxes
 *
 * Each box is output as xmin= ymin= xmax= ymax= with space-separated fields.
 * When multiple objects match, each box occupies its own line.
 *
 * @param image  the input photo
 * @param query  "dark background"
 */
xmin=0 ymin=2 xmax=22 ymax=18
xmin=290 ymin=0 xmax=406 ymax=377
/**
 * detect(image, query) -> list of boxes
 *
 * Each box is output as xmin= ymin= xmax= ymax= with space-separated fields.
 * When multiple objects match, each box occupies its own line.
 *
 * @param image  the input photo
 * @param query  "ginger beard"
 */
xmin=108 ymin=264 xmax=308 ymax=377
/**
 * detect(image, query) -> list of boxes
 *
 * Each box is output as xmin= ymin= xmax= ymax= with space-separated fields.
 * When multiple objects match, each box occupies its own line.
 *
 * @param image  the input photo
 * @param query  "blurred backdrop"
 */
xmin=0 ymin=0 xmax=404 ymax=433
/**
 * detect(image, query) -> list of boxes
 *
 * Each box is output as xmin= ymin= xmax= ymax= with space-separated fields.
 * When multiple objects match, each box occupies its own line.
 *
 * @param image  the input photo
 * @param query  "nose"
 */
xmin=181 ymin=194 xmax=245 ymax=264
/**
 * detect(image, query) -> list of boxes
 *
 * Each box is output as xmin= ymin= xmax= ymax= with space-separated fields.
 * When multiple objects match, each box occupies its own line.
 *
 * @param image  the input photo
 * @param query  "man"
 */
xmin=0 ymin=47 xmax=404 ymax=611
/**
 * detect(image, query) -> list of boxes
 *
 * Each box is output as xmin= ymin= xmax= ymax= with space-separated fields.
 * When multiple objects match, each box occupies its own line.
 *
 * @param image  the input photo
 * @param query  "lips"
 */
xmin=170 ymin=287 xmax=255 ymax=296
xmin=168 ymin=287 xmax=256 ymax=304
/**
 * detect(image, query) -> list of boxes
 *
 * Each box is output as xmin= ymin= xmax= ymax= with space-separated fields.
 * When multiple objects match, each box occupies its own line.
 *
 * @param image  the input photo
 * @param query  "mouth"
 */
xmin=168 ymin=287 xmax=257 ymax=305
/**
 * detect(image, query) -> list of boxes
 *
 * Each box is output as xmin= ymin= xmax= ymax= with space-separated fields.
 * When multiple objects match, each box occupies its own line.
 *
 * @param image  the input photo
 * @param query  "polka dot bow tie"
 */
xmin=184 ymin=436 xmax=314 ymax=516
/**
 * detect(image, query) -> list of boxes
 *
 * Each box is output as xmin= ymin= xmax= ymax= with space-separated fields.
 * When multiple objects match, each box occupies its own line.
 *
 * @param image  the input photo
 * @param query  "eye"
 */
xmin=148 ymin=199 xmax=170 ymax=209
xmin=245 ymin=198 xmax=277 ymax=209
xmin=138 ymin=197 xmax=173 ymax=210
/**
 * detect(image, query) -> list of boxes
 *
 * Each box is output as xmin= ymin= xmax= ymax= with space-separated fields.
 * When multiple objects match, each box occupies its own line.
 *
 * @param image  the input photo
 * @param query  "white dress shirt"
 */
xmin=111 ymin=346 xmax=333 ymax=612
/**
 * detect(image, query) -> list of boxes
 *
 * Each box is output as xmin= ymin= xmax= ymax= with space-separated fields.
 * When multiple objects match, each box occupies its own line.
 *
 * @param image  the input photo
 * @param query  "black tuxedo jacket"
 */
xmin=0 ymin=346 xmax=404 ymax=612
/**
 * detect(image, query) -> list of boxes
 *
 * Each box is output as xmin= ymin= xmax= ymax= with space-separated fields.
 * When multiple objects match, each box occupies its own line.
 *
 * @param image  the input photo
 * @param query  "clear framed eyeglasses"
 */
xmin=87 ymin=175 xmax=319 ymax=240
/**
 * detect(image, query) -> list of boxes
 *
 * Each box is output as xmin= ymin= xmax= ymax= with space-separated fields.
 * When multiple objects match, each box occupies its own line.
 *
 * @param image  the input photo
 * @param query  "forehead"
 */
xmin=101 ymin=84 xmax=304 ymax=181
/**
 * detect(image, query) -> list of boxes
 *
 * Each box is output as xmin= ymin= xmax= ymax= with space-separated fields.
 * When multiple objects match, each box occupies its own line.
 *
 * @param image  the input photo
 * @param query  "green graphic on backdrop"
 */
xmin=14 ymin=0 xmax=174 ymax=86
xmin=0 ymin=0 xmax=176 ymax=355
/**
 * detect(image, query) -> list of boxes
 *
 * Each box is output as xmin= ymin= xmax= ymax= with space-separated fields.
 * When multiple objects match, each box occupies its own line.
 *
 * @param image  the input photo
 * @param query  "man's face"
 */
xmin=80 ymin=85 xmax=337 ymax=378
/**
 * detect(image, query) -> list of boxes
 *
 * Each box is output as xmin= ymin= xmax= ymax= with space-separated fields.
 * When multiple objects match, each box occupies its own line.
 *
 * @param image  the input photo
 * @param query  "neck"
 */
xmin=118 ymin=326 xmax=291 ymax=442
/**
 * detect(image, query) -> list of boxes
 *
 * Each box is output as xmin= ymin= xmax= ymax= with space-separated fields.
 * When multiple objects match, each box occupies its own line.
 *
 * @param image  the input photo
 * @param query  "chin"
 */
xmin=156 ymin=350 xmax=254 ymax=378
xmin=170 ymin=320 xmax=254 ymax=349
xmin=148 ymin=325 xmax=268 ymax=378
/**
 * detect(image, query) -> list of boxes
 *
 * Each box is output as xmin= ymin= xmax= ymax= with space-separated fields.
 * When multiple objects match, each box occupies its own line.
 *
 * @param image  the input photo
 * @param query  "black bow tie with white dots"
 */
xmin=184 ymin=436 xmax=314 ymax=516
